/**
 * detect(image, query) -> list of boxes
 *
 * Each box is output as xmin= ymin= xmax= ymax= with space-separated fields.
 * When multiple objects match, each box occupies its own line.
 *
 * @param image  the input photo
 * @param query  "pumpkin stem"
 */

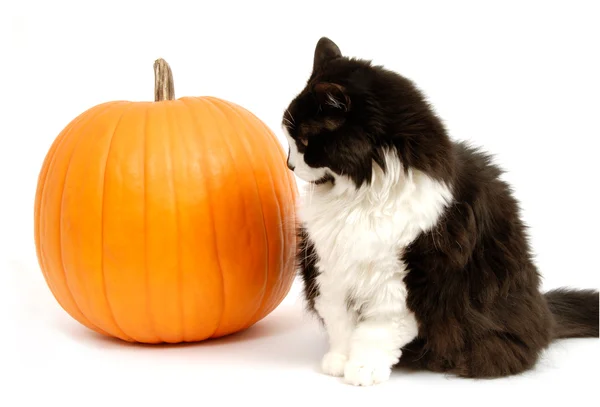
xmin=153 ymin=58 xmax=175 ymax=101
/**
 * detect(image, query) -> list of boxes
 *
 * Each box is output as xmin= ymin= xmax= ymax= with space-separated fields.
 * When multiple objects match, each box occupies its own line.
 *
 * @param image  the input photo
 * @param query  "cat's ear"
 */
xmin=313 ymin=37 xmax=342 ymax=71
xmin=313 ymin=82 xmax=351 ymax=112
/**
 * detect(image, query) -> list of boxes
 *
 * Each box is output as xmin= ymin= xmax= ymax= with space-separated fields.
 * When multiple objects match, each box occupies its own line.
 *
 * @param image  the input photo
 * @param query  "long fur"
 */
xmin=282 ymin=37 xmax=599 ymax=386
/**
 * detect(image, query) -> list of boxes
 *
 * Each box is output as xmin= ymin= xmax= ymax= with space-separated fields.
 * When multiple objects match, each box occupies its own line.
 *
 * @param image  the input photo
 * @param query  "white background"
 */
xmin=2 ymin=0 xmax=598 ymax=405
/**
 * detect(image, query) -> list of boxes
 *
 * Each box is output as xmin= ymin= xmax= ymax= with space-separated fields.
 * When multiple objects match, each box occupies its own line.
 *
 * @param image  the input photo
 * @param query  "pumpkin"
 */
xmin=34 ymin=59 xmax=298 ymax=343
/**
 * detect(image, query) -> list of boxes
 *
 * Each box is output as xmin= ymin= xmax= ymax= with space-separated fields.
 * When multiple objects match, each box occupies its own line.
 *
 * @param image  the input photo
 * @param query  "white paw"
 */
xmin=343 ymin=359 xmax=391 ymax=386
xmin=321 ymin=352 xmax=348 ymax=377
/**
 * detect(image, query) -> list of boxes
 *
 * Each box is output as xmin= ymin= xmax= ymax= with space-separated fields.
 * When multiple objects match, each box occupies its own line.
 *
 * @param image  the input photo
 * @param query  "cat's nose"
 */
xmin=287 ymin=148 xmax=295 ymax=171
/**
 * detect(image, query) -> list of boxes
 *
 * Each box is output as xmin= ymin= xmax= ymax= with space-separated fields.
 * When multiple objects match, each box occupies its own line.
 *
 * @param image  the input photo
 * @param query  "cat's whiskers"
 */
xmin=283 ymin=117 xmax=294 ymax=129
xmin=284 ymin=109 xmax=296 ymax=129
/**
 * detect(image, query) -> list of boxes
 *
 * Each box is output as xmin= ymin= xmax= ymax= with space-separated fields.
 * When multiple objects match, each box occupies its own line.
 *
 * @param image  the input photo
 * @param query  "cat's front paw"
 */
xmin=321 ymin=352 xmax=348 ymax=377
xmin=343 ymin=359 xmax=392 ymax=386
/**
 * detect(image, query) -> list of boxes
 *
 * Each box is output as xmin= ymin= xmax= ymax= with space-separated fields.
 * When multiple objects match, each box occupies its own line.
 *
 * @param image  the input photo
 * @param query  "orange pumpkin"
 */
xmin=34 ymin=59 xmax=298 ymax=343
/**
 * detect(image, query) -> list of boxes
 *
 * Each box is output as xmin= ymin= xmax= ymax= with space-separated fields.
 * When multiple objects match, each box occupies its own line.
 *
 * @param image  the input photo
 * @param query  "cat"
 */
xmin=281 ymin=37 xmax=599 ymax=386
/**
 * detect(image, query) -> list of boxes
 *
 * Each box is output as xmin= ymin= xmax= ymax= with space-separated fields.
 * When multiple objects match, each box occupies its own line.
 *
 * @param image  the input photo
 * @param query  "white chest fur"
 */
xmin=297 ymin=152 xmax=454 ymax=386
xmin=299 ymin=159 xmax=453 ymax=303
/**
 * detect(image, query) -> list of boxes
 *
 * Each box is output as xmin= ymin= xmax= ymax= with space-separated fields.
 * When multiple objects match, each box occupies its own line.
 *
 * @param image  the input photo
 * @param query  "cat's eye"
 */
xmin=299 ymin=137 xmax=308 ymax=146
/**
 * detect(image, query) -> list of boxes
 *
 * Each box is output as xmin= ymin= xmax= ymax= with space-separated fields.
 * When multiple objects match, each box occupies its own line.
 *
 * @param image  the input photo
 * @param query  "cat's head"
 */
xmin=282 ymin=37 xmax=452 ymax=190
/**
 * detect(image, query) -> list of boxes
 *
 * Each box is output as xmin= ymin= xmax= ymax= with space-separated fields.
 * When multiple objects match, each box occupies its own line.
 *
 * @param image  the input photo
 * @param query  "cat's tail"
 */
xmin=545 ymin=288 xmax=599 ymax=339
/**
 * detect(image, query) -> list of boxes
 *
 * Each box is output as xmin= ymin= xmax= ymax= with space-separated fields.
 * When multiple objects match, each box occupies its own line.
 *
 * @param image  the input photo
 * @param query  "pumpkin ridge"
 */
xmin=35 ymin=138 xmax=64 ymax=293
xmin=202 ymin=97 xmax=271 ymax=334
xmin=215 ymin=99 xmax=281 ymax=327
xmin=250 ymin=116 xmax=295 ymax=317
xmin=232 ymin=100 xmax=298 ymax=316
xmin=221 ymin=98 xmax=299 ymax=322
xmin=180 ymin=98 xmax=226 ymax=339
xmin=142 ymin=106 xmax=162 ymax=343
xmin=252 ymin=132 xmax=293 ymax=315
xmin=251 ymin=117 xmax=299 ymax=314
xmin=99 ymin=104 xmax=139 ymax=342
xmin=55 ymin=103 xmax=123 ymax=334
xmin=36 ymin=103 xmax=115 ymax=334
xmin=165 ymin=102 xmax=185 ymax=342
xmin=176 ymin=99 xmax=222 ymax=340
xmin=36 ymin=109 xmax=95 ymax=297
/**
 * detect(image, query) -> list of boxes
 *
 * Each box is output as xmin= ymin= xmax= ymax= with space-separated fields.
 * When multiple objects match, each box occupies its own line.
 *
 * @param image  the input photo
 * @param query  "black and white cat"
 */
xmin=282 ymin=37 xmax=598 ymax=386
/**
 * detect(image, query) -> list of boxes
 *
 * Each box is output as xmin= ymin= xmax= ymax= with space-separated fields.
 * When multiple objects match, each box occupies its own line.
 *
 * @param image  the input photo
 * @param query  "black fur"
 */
xmin=284 ymin=37 xmax=599 ymax=379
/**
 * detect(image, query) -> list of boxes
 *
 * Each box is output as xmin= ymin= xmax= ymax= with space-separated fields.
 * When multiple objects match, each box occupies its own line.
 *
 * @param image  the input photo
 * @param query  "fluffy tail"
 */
xmin=545 ymin=288 xmax=599 ymax=339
